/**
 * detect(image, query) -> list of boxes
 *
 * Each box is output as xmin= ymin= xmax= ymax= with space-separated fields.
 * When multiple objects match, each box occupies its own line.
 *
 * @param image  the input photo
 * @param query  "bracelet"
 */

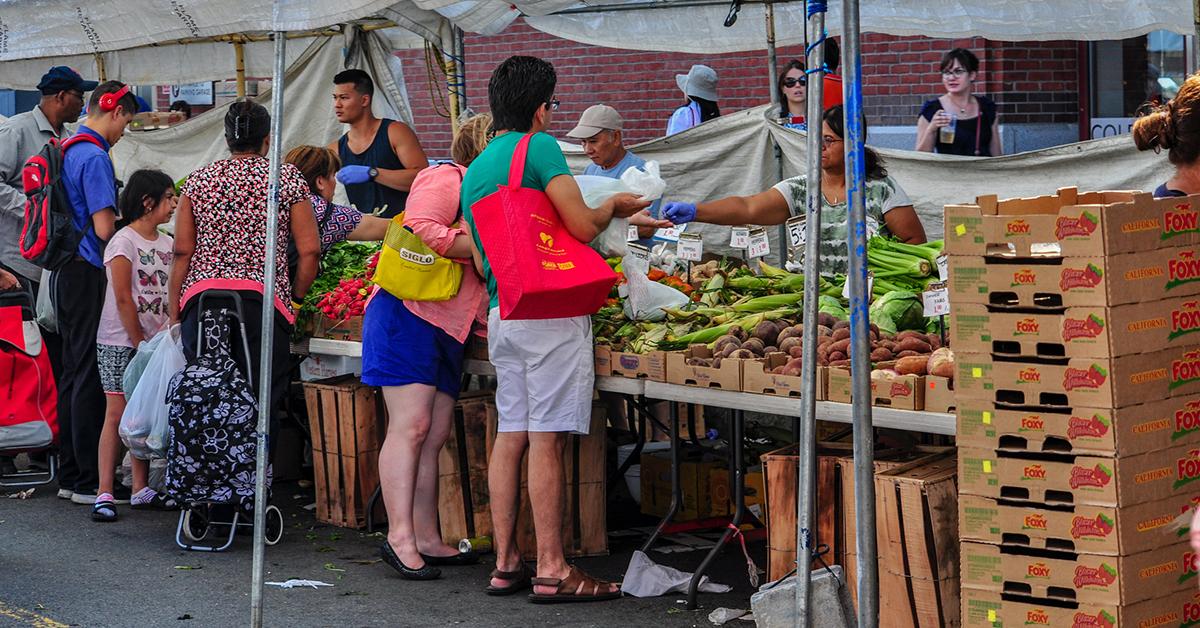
xmin=291 ymin=300 xmax=303 ymax=310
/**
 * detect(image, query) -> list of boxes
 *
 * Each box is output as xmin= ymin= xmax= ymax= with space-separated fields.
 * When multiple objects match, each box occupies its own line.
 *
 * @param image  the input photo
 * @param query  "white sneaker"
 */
xmin=57 ymin=488 xmax=73 ymax=500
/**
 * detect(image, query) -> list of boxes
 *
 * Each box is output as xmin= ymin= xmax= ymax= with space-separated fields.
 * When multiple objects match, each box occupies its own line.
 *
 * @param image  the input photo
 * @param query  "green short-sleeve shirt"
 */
xmin=461 ymin=132 xmax=574 ymax=309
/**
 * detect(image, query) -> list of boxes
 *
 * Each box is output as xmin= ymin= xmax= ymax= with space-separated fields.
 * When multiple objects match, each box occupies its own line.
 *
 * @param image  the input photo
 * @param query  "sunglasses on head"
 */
xmin=783 ymin=77 xmax=807 ymax=88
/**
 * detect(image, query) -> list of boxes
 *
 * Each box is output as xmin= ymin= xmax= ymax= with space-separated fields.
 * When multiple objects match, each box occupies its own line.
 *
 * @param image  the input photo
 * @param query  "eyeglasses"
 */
xmin=821 ymin=136 xmax=843 ymax=149
xmin=941 ymin=69 xmax=969 ymax=78
xmin=548 ymin=99 xmax=561 ymax=112
xmin=782 ymin=77 xmax=807 ymax=88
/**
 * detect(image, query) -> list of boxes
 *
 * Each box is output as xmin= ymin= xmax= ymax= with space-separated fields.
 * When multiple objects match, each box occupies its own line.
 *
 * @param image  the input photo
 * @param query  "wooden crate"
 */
xmin=762 ymin=441 xmax=853 ymax=583
xmin=875 ymin=452 xmax=959 ymax=628
xmin=303 ymin=375 xmax=383 ymax=529
xmin=437 ymin=391 xmax=495 ymax=542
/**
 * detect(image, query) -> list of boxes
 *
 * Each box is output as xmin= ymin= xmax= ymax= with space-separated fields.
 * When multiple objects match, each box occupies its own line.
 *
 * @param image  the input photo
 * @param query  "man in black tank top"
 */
xmin=330 ymin=69 xmax=428 ymax=219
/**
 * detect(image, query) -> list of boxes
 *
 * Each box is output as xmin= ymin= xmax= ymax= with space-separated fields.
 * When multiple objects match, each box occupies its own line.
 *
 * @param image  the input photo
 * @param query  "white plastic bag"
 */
xmin=35 ymin=269 xmax=56 ymax=333
xmin=622 ymin=249 xmax=688 ymax=322
xmin=119 ymin=325 xmax=186 ymax=459
xmin=121 ymin=330 xmax=167 ymax=397
xmin=577 ymin=161 xmax=668 ymax=257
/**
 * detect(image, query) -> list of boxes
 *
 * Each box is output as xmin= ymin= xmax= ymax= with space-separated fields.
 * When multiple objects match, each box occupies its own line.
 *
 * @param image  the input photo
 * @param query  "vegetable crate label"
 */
xmin=955 ymin=346 xmax=1200 ymax=409
xmin=664 ymin=347 xmax=742 ymax=390
xmin=947 ymin=243 xmax=1200 ymax=309
xmin=960 ymin=540 xmax=1194 ymax=607
xmin=951 ymin=296 xmax=1200 ymax=359
xmin=960 ymin=581 xmax=1200 ymax=628
xmin=959 ymin=492 xmax=1200 ymax=557
xmin=957 ymin=396 xmax=1200 ymax=458
xmin=944 ymin=187 xmax=1200 ymax=258
xmin=958 ymin=442 xmax=1200 ymax=508
xmin=826 ymin=367 xmax=924 ymax=411
xmin=606 ymin=349 xmax=666 ymax=381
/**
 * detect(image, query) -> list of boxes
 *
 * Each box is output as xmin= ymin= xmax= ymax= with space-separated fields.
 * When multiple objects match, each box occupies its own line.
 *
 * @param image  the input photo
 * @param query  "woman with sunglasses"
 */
xmin=664 ymin=106 xmax=925 ymax=275
xmin=915 ymin=48 xmax=1001 ymax=156
xmin=776 ymin=40 xmax=843 ymax=131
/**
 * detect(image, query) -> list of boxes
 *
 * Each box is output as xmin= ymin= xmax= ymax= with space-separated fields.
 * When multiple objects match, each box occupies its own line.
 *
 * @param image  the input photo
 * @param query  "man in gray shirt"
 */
xmin=0 ymin=66 xmax=94 ymax=286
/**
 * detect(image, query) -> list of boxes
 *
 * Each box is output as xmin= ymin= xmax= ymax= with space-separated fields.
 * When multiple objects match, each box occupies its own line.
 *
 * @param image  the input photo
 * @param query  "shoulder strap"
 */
xmin=507 ymin=133 xmax=534 ymax=189
xmin=61 ymin=133 xmax=103 ymax=152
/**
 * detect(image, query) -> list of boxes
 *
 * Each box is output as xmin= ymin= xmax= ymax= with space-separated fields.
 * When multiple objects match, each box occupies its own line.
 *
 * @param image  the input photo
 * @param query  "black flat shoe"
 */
xmin=380 ymin=542 xmax=441 ymax=581
xmin=421 ymin=549 xmax=480 ymax=566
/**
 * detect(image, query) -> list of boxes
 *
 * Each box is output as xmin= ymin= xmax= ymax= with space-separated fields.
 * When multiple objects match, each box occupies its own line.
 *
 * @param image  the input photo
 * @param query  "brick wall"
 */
xmin=397 ymin=20 xmax=1081 ymax=157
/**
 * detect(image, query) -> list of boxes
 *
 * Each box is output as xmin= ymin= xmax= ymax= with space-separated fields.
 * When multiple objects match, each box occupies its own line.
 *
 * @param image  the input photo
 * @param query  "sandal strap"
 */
xmin=538 ymin=566 xmax=613 ymax=596
xmin=492 ymin=564 xmax=530 ymax=580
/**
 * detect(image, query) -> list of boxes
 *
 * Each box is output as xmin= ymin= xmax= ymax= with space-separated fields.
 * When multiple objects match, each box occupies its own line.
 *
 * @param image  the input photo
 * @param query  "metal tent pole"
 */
xmin=766 ymin=2 xmax=788 ymax=265
xmin=841 ymin=0 xmax=878 ymax=625
xmin=250 ymin=27 xmax=286 ymax=628
xmin=454 ymin=26 xmax=468 ymax=115
xmin=794 ymin=0 xmax=825 ymax=625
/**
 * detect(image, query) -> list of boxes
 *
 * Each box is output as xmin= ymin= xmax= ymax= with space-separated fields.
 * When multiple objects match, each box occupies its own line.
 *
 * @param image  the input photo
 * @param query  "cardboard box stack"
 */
xmin=947 ymin=188 xmax=1200 ymax=627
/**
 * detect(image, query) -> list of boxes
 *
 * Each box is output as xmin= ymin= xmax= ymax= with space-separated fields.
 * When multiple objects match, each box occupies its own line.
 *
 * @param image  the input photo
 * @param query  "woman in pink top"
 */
xmin=361 ymin=114 xmax=490 ymax=580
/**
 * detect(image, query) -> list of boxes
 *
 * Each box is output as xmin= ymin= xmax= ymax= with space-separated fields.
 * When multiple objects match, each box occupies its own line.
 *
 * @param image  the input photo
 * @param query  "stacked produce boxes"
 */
xmin=947 ymin=187 xmax=1200 ymax=626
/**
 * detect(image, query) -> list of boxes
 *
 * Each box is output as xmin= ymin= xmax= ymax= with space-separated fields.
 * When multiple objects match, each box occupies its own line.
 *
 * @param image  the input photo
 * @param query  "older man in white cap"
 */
xmin=667 ymin=64 xmax=720 ymax=135
xmin=567 ymin=104 xmax=666 ymax=239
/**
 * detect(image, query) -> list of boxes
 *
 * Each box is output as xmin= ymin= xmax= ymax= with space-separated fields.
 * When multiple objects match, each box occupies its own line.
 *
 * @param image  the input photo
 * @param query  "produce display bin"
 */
xmin=303 ymin=375 xmax=383 ymax=529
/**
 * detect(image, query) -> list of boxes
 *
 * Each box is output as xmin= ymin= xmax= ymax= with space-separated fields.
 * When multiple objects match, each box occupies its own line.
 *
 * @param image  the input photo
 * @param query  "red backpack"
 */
xmin=19 ymin=134 xmax=103 ymax=270
xmin=0 ymin=290 xmax=58 ymax=453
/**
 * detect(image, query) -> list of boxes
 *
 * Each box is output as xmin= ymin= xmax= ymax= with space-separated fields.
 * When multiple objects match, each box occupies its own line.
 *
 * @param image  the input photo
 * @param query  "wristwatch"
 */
xmin=368 ymin=167 xmax=379 ymax=181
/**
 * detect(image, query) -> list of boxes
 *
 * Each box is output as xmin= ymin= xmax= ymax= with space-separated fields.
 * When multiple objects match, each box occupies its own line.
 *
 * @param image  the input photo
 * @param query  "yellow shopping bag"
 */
xmin=373 ymin=212 xmax=463 ymax=302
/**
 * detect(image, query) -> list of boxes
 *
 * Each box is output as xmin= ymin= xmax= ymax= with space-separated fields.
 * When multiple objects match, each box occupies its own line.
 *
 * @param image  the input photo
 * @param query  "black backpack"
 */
xmin=19 ymin=135 xmax=103 ymax=270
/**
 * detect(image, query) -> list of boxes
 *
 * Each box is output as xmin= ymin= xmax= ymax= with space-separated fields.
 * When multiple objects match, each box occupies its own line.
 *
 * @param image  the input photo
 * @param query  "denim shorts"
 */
xmin=360 ymin=291 xmax=464 ymax=396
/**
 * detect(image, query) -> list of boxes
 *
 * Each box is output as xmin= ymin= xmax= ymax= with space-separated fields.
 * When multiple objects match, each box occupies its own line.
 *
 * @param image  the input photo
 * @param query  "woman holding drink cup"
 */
xmin=915 ymin=48 xmax=1001 ymax=156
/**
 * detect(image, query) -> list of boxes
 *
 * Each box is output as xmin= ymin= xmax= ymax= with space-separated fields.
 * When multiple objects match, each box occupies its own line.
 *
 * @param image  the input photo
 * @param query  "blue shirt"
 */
xmin=62 ymin=126 xmax=116 ymax=268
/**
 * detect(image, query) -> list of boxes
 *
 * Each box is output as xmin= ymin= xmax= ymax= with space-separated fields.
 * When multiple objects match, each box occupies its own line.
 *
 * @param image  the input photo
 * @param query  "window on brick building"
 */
xmin=1088 ymin=30 xmax=1188 ymax=139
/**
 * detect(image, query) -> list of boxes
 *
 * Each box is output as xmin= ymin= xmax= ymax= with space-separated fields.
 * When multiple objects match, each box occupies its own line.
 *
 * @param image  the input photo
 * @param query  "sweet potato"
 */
xmin=829 ymin=351 xmax=847 ymax=362
xmin=895 ymin=330 xmax=926 ymax=343
xmin=816 ymin=325 xmax=833 ymax=338
xmin=782 ymin=357 xmax=804 ymax=377
xmin=777 ymin=325 xmax=802 ymax=345
xmin=791 ymin=345 xmax=806 ymax=359
xmin=817 ymin=312 xmax=838 ymax=328
xmin=928 ymin=347 xmax=955 ymax=380
xmin=779 ymin=337 xmax=803 ymax=355
xmin=831 ymin=327 xmax=851 ymax=342
xmin=829 ymin=359 xmax=851 ymax=368
xmin=895 ymin=356 xmax=928 ymax=376
xmin=870 ymin=347 xmax=894 ymax=362
xmin=827 ymin=338 xmax=851 ymax=355
xmin=771 ymin=365 xmax=785 ymax=375
xmin=833 ymin=320 xmax=850 ymax=331
xmin=929 ymin=334 xmax=943 ymax=350
xmin=895 ymin=350 xmax=920 ymax=359
xmin=893 ymin=337 xmax=932 ymax=355
xmin=712 ymin=357 xmax=723 ymax=369
xmin=879 ymin=340 xmax=897 ymax=352
xmin=764 ymin=346 xmax=778 ymax=355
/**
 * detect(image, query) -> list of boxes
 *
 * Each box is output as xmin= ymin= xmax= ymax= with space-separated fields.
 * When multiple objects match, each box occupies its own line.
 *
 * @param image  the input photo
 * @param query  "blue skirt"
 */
xmin=360 ymin=290 xmax=465 ymax=397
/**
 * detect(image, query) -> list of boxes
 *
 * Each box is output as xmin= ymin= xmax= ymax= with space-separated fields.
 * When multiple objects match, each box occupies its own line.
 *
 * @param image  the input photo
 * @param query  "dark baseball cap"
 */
xmin=37 ymin=66 xmax=99 ymax=95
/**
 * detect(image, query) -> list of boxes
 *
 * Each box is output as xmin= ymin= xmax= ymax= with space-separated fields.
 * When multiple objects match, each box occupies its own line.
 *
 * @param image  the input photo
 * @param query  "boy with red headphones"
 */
xmin=55 ymin=80 xmax=138 ymax=509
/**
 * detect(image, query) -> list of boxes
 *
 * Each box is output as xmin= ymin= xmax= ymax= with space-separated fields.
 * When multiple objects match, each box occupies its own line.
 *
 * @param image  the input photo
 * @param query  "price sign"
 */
xmin=627 ymin=224 xmax=640 ymax=242
xmin=654 ymin=224 xmax=685 ymax=242
xmin=842 ymin=271 xmax=875 ymax=300
xmin=936 ymin=254 xmax=949 ymax=281
xmin=786 ymin=216 xmax=806 ymax=249
xmin=923 ymin=281 xmax=950 ymax=317
xmin=627 ymin=243 xmax=651 ymax=261
xmin=730 ymin=226 xmax=750 ymax=249
xmin=747 ymin=228 xmax=770 ymax=258
xmin=677 ymin=232 xmax=704 ymax=262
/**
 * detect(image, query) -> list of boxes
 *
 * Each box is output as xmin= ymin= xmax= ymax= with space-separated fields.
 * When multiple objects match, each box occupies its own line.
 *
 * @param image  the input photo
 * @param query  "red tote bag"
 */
xmin=471 ymin=133 xmax=618 ymax=320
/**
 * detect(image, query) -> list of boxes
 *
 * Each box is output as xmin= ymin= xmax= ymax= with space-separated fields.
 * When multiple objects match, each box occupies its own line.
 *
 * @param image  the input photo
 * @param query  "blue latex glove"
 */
xmin=337 ymin=165 xmax=372 ymax=185
xmin=663 ymin=201 xmax=697 ymax=224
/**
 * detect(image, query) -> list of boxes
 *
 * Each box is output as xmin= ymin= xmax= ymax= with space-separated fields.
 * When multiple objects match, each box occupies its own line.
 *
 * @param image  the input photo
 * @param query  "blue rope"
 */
xmin=806 ymin=0 xmax=827 ymax=18
xmin=805 ymin=27 xmax=830 ymax=76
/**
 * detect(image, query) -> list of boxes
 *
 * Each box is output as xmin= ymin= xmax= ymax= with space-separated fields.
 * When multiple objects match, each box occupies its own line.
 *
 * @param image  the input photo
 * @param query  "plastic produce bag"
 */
xmin=622 ymin=249 xmax=688 ymax=322
xmin=35 ymin=269 xmax=56 ymax=333
xmin=119 ymin=325 xmax=185 ymax=459
xmin=577 ymin=161 xmax=668 ymax=257
xmin=121 ymin=330 xmax=168 ymax=397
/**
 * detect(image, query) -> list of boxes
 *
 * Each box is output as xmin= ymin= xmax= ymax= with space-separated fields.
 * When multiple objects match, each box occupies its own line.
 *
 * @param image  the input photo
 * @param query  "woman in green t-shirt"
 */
xmin=664 ymin=105 xmax=926 ymax=274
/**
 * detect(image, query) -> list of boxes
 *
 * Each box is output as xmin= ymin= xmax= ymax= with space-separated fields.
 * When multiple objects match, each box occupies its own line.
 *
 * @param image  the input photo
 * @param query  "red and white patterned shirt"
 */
xmin=179 ymin=156 xmax=309 ymax=323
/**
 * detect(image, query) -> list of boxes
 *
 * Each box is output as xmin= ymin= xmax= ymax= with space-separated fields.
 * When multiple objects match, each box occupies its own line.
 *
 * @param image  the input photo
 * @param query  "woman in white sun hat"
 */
xmin=667 ymin=64 xmax=720 ymax=135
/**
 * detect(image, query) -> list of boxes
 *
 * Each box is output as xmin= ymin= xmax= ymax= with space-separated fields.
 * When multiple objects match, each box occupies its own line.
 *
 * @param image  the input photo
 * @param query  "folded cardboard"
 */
xmin=313 ymin=314 xmax=363 ymax=342
xmin=951 ymin=297 xmax=1200 ymax=359
xmin=607 ymin=348 xmax=666 ymax=381
xmin=924 ymin=375 xmax=956 ymax=413
xmin=741 ymin=354 xmax=827 ymax=399
xmin=961 ymin=585 xmax=1200 ymax=628
xmin=957 ymin=396 xmax=1200 ymax=457
xmin=640 ymin=448 xmax=723 ymax=521
xmin=944 ymin=187 xmax=1200 ymax=258
xmin=827 ymin=368 xmax=924 ymax=411
xmin=958 ymin=443 xmax=1200 ymax=508
xmin=960 ymin=540 xmax=1194 ymax=606
xmin=959 ymin=493 xmax=1196 ymax=556
xmin=955 ymin=347 xmax=1200 ymax=409
xmin=709 ymin=466 xmax=764 ymax=517
xmin=948 ymin=243 xmax=1200 ymax=309
xmin=665 ymin=346 xmax=742 ymax=390
xmin=594 ymin=345 xmax=612 ymax=377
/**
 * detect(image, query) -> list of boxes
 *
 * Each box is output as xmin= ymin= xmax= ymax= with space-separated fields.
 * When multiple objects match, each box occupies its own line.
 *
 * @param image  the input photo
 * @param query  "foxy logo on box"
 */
xmin=1018 ymin=367 xmax=1041 ymax=384
xmin=1168 ymin=250 xmax=1200 ymax=290
xmin=1024 ymin=609 xmax=1050 ymax=625
xmin=1172 ymin=301 xmax=1200 ymax=342
xmin=1027 ymin=563 xmax=1051 ymax=579
xmin=1023 ymin=514 xmax=1048 ymax=530
xmin=1171 ymin=350 xmax=1200 ymax=390
xmin=1181 ymin=552 xmax=1199 ymax=585
xmin=1024 ymin=464 xmax=1047 ymax=480
xmin=1015 ymin=318 xmax=1040 ymax=335
xmin=1021 ymin=415 xmax=1045 ymax=432
xmin=1012 ymin=269 xmax=1038 ymax=287
xmin=1174 ymin=449 xmax=1200 ymax=490
xmin=1006 ymin=219 xmax=1031 ymax=236
xmin=1054 ymin=211 xmax=1099 ymax=239
xmin=1176 ymin=400 xmax=1200 ymax=441
xmin=1164 ymin=203 xmax=1200 ymax=240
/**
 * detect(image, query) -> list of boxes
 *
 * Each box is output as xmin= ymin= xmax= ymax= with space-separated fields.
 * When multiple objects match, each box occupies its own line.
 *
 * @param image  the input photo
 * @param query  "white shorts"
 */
xmin=487 ymin=308 xmax=594 ymax=435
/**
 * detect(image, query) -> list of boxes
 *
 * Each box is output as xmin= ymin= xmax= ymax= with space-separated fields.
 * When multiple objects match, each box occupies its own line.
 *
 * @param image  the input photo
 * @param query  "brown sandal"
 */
xmin=485 ymin=562 xmax=534 ymax=596
xmin=528 ymin=566 xmax=621 ymax=604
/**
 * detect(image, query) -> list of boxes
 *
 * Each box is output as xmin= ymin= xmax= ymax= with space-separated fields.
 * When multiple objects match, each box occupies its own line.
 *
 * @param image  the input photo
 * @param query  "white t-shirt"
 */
xmin=96 ymin=227 xmax=172 ymax=347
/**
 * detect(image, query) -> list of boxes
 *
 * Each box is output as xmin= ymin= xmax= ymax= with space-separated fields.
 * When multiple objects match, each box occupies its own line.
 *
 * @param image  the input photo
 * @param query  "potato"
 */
xmin=714 ymin=335 xmax=741 ymax=353
xmin=764 ymin=346 xmax=778 ymax=355
xmin=719 ymin=344 xmax=740 ymax=358
xmin=829 ymin=351 xmax=847 ymax=362
xmin=894 ymin=337 xmax=932 ymax=354
xmin=742 ymin=338 xmax=766 ymax=355
xmin=712 ymin=357 xmax=723 ymax=369
xmin=928 ymin=347 xmax=955 ymax=379
xmin=730 ymin=349 xmax=756 ymax=359
xmin=833 ymin=320 xmax=850 ymax=331
xmin=816 ymin=325 xmax=833 ymax=338
xmin=794 ymin=345 xmax=808 ymax=359
xmin=831 ymin=327 xmax=851 ymax=342
xmin=731 ymin=327 xmax=748 ymax=341
xmin=895 ymin=356 xmax=928 ymax=376
xmin=777 ymin=325 xmax=802 ymax=345
xmin=779 ymin=336 xmax=803 ymax=355
xmin=817 ymin=312 xmax=838 ymax=328
xmin=753 ymin=321 xmax=779 ymax=344
xmin=870 ymin=347 xmax=894 ymax=362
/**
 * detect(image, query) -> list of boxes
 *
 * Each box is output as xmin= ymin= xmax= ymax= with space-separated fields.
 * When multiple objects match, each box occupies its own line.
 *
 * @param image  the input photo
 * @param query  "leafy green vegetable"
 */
xmin=869 ymin=291 xmax=925 ymax=333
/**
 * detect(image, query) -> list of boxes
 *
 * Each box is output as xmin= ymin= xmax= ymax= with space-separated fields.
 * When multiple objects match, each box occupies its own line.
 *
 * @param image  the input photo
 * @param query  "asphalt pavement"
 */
xmin=0 ymin=478 xmax=763 ymax=628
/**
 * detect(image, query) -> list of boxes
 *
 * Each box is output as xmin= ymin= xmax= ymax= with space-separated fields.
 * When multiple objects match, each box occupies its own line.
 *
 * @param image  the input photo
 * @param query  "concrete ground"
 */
xmin=0 ymin=477 xmax=764 ymax=628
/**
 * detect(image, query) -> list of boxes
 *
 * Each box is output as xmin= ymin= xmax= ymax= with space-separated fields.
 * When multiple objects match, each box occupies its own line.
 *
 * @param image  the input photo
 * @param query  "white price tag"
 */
xmin=653 ymin=224 xmax=685 ymax=242
xmin=923 ymin=281 xmax=950 ymax=317
xmin=627 ymin=243 xmax=651 ymax=261
xmin=730 ymin=226 xmax=750 ymax=249
xmin=936 ymin=254 xmax=949 ymax=281
xmin=627 ymin=224 xmax=640 ymax=242
xmin=747 ymin=228 xmax=770 ymax=259
xmin=786 ymin=216 xmax=806 ymax=249
xmin=842 ymin=272 xmax=875 ymax=300
xmin=677 ymin=233 xmax=703 ymax=262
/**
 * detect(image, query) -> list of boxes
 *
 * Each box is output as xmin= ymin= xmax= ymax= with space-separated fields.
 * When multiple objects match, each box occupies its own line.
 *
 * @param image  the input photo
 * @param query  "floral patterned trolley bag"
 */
xmin=163 ymin=306 xmax=262 ymax=512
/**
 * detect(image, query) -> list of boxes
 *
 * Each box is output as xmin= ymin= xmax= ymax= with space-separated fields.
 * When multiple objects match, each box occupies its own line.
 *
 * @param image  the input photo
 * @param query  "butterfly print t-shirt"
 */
xmin=97 ymin=226 xmax=173 ymax=348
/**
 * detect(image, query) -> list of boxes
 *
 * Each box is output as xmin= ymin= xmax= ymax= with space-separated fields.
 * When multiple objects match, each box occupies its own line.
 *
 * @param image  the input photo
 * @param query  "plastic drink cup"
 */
xmin=939 ymin=111 xmax=957 ymax=144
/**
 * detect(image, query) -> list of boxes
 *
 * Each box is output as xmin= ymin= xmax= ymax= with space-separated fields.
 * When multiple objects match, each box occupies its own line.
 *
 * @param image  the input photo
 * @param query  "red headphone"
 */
xmin=98 ymin=84 xmax=130 ymax=112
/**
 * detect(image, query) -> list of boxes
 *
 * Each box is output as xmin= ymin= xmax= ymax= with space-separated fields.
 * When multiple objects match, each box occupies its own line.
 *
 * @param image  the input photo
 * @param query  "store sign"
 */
xmin=1090 ymin=117 xmax=1133 ymax=140
xmin=169 ymin=82 xmax=214 ymax=106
